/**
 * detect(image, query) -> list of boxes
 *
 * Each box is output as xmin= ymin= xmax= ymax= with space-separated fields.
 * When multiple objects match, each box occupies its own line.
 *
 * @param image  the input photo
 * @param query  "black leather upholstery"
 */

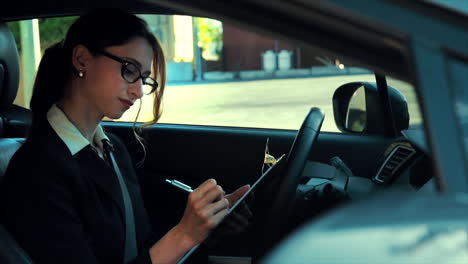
xmin=0 ymin=138 xmax=32 ymax=264
xmin=0 ymin=21 xmax=34 ymax=264
xmin=0 ymin=138 xmax=24 ymax=183
xmin=0 ymin=21 xmax=31 ymax=138
xmin=0 ymin=117 xmax=4 ymax=138
xmin=0 ymin=180 xmax=33 ymax=264
xmin=0 ymin=21 xmax=20 ymax=111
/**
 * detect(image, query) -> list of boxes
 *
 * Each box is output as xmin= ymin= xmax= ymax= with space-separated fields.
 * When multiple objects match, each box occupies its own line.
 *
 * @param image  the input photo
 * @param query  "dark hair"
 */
xmin=30 ymin=8 xmax=166 ymax=128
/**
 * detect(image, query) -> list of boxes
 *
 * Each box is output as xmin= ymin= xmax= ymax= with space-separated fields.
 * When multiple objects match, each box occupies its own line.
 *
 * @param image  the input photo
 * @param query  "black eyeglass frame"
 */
xmin=96 ymin=50 xmax=158 ymax=91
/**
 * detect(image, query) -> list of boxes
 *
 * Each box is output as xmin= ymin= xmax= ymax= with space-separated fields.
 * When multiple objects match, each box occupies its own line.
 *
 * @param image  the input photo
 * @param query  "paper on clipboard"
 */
xmin=177 ymin=154 xmax=286 ymax=264
xmin=227 ymin=154 xmax=285 ymax=214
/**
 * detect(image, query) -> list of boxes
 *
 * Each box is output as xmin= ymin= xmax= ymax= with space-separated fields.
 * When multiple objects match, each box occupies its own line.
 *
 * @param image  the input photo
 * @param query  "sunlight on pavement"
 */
xmin=115 ymin=74 xmax=419 ymax=133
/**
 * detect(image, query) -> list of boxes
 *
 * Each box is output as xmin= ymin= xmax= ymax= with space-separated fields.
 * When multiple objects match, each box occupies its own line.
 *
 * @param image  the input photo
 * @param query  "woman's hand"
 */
xmin=203 ymin=185 xmax=253 ymax=248
xmin=176 ymin=178 xmax=230 ymax=246
xmin=223 ymin=185 xmax=253 ymax=234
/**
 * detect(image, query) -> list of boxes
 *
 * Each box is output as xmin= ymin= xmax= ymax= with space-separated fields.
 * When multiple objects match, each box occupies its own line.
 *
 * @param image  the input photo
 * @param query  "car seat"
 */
xmin=0 ymin=20 xmax=34 ymax=264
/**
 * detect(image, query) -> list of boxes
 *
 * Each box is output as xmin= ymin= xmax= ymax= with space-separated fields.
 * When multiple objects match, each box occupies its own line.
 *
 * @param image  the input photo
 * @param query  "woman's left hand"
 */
xmin=215 ymin=184 xmax=254 ymax=237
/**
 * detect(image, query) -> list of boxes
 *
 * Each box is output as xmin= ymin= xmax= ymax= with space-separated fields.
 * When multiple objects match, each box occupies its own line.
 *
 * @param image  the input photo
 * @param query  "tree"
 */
xmin=196 ymin=18 xmax=223 ymax=61
xmin=7 ymin=16 xmax=77 ymax=52
xmin=38 ymin=17 xmax=77 ymax=51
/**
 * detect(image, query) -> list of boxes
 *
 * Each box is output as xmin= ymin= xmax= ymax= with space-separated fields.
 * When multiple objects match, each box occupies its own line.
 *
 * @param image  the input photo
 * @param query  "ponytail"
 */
xmin=30 ymin=41 xmax=70 ymax=129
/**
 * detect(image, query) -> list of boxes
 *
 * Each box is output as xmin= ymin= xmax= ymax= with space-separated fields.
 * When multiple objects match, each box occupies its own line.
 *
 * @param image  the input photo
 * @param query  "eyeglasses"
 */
xmin=96 ymin=50 xmax=158 ymax=91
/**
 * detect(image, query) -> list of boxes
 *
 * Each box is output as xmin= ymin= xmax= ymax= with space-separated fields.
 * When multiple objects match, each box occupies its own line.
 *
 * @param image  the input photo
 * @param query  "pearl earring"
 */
xmin=78 ymin=69 xmax=84 ymax=78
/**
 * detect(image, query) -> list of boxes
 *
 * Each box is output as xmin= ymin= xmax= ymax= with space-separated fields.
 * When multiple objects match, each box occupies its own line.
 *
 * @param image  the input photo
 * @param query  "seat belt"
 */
xmin=103 ymin=139 xmax=138 ymax=263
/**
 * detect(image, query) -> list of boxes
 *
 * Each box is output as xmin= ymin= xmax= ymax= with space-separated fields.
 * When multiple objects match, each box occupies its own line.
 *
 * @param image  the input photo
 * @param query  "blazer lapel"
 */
xmin=35 ymin=120 xmax=126 ymax=226
xmin=74 ymin=146 xmax=126 ymax=224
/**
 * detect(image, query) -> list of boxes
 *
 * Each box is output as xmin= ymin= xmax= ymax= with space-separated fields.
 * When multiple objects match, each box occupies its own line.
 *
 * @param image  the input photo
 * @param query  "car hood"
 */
xmin=262 ymin=190 xmax=468 ymax=264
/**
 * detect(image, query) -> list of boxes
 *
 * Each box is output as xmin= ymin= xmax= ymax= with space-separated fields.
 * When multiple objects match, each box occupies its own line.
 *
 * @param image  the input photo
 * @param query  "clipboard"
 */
xmin=177 ymin=155 xmax=286 ymax=264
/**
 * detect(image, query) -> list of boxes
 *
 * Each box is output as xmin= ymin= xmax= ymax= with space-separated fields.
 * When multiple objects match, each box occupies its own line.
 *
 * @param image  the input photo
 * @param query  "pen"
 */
xmin=165 ymin=179 xmax=194 ymax=193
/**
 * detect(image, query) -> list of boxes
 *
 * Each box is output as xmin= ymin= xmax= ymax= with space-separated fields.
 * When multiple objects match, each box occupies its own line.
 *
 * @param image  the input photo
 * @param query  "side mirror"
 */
xmin=346 ymin=87 xmax=366 ymax=132
xmin=333 ymin=82 xmax=409 ymax=134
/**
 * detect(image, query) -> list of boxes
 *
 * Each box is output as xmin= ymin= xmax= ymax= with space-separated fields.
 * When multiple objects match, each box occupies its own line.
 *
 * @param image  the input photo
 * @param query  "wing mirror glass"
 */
xmin=345 ymin=87 xmax=366 ymax=132
xmin=333 ymin=81 xmax=409 ymax=135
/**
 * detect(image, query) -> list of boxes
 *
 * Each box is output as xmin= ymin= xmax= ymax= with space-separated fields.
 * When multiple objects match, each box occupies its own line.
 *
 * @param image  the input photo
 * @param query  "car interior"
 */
xmin=0 ymin=21 xmax=33 ymax=263
xmin=0 ymin=1 xmax=450 ymax=264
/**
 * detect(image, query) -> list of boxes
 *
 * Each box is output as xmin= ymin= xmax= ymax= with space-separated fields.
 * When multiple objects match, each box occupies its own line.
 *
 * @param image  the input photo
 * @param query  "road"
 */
xmin=117 ymin=74 xmax=420 ymax=133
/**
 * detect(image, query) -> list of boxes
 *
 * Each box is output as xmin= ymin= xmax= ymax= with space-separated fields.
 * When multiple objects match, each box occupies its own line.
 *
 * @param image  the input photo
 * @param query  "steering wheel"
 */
xmin=256 ymin=107 xmax=324 ymax=258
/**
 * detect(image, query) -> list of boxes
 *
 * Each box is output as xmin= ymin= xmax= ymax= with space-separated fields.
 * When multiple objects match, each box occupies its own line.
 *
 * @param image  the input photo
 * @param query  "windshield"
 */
xmin=425 ymin=0 xmax=468 ymax=14
xmin=449 ymin=57 xmax=468 ymax=161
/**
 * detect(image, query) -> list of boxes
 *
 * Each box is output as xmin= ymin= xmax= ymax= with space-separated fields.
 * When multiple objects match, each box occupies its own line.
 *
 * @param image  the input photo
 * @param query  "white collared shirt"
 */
xmin=47 ymin=104 xmax=110 ymax=156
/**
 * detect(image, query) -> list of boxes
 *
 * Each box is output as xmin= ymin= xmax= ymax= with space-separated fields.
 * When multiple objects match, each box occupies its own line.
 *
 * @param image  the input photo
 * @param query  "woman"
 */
xmin=0 ymin=8 xmax=250 ymax=264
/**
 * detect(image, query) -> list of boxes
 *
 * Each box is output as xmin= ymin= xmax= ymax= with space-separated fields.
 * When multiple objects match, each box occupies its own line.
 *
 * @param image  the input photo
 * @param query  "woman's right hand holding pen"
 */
xmin=176 ymin=178 xmax=229 ymax=247
xmin=148 ymin=179 xmax=251 ymax=264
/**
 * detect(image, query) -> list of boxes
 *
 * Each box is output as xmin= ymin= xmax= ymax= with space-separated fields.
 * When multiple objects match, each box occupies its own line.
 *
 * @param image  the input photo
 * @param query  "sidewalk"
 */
xmin=167 ymin=65 xmax=371 ymax=85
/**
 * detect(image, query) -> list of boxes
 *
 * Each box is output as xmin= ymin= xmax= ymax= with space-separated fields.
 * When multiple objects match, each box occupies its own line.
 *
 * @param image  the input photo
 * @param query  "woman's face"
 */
xmin=79 ymin=37 xmax=154 ymax=119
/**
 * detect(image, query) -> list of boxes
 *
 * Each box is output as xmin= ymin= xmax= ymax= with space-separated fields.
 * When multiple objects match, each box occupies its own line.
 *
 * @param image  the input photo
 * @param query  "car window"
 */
xmin=114 ymin=15 xmax=377 ymax=133
xmin=386 ymin=77 xmax=423 ymax=128
xmin=8 ymin=17 xmax=77 ymax=109
xmin=9 ymin=15 xmax=421 ymax=133
xmin=447 ymin=57 xmax=468 ymax=157
xmin=425 ymin=0 xmax=468 ymax=14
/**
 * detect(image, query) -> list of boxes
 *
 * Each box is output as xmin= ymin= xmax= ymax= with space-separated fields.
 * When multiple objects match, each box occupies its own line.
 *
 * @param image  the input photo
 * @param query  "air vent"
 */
xmin=374 ymin=145 xmax=416 ymax=183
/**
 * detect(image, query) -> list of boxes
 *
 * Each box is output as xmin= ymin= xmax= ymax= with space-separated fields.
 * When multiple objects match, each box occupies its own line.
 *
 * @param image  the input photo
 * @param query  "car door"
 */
xmin=7 ymin=10 xmax=422 ymax=259
xmin=98 ymin=14 xmax=422 ymax=257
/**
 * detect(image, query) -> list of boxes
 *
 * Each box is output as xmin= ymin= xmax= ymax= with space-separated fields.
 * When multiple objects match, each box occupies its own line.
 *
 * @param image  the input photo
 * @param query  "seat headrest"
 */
xmin=0 ymin=22 xmax=20 ymax=112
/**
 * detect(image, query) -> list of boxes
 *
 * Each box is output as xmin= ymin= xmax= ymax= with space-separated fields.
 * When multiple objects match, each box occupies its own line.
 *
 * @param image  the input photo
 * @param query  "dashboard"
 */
xmin=296 ymin=128 xmax=435 ymax=219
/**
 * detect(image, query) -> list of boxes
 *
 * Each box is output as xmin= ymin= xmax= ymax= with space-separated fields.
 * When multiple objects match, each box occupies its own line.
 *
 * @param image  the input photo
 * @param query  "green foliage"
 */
xmin=39 ymin=16 xmax=78 ymax=50
xmin=6 ymin=17 xmax=77 ymax=52
xmin=196 ymin=17 xmax=223 ymax=60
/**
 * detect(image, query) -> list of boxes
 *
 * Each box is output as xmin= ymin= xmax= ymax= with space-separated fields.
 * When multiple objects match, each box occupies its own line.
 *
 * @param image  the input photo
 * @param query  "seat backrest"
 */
xmin=0 ymin=138 xmax=24 ymax=182
xmin=0 ymin=21 xmax=20 ymax=112
xmin=0 ymin=21 xmax=34 ymax=264
xmin=0 ymin=18 xmax=31 ymax=138
xmin=0 ymin=212 xmax=33 ymax=264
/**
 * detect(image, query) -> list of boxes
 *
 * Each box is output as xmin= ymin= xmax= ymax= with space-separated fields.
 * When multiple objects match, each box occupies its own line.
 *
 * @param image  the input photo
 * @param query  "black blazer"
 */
xmin=0 ymin=121 xmax=156 ymax=264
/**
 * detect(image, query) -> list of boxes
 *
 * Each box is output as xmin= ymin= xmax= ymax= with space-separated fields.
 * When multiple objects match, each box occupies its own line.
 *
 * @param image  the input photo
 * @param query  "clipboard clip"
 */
xmin=262 ymin=138 xmax=284 ymax=174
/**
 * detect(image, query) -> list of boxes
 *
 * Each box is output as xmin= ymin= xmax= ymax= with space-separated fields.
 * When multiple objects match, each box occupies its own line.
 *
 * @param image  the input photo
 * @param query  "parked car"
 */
xmin=0 ymin=0 xmax=467 ymax=263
